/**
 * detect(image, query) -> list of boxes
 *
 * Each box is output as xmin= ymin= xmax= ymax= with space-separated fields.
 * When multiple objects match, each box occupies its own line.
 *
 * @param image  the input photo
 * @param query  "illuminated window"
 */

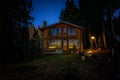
xmin=49 ymin=40 xmax=61 ymax=49
xmin=69 ymin=39 xmax=79 ymax=48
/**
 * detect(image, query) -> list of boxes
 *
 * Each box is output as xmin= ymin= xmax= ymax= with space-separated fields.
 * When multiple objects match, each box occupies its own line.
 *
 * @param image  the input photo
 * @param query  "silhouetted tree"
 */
xmin=0 ymin=0 xmax=33 ymax=64
xmin=113 ymin=15 xmax=120 ymax=35
xmin=31 ymin=30 xmax=41 ymax=59
xmin=79 ymin=0 xmax=105 ymax=35
xmin=78 ymin=0 xmax=120 ymax=48
xmin=59 ymin=0 xmax=80 ymax=25
xmin=104 ymin=0 xmax=120 ymax=48
xmin=112 ymin=15 xmax=120 ymax=57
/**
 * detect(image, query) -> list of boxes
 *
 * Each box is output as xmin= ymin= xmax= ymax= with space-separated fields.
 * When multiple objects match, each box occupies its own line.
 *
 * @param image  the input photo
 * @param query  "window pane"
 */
xmin=49 ymin=40 xmax=61 ymax=49
xmin=68 ymin=28 xmax=75 ymax=35
xmin=58 ymin=28 xmax=61 ymax=33
xmin=68 ymin=28 xmax=71 ymax=35
xmin=69 ymin=39 xmax=79 ymax=48
xmin=49 ymin=28 xmax=57 ymax=36
xmin=63 ymin=28 xmax=66 ymax=33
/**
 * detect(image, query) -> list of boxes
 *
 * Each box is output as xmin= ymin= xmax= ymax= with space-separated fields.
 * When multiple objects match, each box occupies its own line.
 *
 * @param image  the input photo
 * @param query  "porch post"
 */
xmin=61 ymin=40 xmax=63 ymax=49
xmin=80 ymin=29 xmax=83 ymax=53
xmin=67 ymin=39 xmax=69 ymax=51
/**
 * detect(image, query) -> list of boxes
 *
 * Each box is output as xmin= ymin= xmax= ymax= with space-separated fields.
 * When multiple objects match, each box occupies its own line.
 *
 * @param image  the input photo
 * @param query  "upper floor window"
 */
xmin=58 ymin=28 xmax=62 ymax=33
xmin=68 ymin=27 xmax=75 ymax=35
xmin=49 ymin=28 xmax=57 ymax=36
xmin=63 ymin=28 xmax=66 ymax=33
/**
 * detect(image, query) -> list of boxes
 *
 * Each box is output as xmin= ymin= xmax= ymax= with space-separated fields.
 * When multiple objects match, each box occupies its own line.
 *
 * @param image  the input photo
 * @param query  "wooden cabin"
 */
xmin=40 ymin=21 xmax=84 ymax=54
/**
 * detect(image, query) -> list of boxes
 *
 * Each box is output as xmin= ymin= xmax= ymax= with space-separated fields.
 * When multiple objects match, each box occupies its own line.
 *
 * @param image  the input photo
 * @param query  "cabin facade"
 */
xmin=41 ymin=21 xmax=84 ymax=54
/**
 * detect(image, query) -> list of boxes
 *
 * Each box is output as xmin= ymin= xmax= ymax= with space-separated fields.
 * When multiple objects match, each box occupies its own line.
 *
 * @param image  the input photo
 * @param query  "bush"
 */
xmin=91 ymin=50 xmax=111 ymax=60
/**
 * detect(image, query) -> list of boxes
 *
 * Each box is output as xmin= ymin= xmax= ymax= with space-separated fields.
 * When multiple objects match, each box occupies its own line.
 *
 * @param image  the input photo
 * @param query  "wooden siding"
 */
xmin=43 ymin=22 xmax=83 ymax=53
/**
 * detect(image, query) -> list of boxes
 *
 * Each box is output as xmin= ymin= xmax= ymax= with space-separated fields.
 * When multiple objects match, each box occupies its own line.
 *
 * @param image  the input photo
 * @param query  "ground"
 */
xmin=0 ymin=54 xmax=120 ymax=80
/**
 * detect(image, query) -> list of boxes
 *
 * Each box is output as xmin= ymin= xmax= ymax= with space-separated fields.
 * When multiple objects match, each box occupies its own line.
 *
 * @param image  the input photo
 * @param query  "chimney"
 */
xmin=43 ymin=21 xmax=47 ymax=28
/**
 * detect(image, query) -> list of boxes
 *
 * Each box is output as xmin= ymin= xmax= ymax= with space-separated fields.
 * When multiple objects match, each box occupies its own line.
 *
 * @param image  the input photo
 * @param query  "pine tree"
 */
xmin=0 ymin=0 xmax=33 ymax=64
xmin=31 ymin=30 xmax=41 ymax=59
xmin=78 ymin=0 xmax=120 ymax=48
xmin=59 ymin=0 xmax=79 ymax=25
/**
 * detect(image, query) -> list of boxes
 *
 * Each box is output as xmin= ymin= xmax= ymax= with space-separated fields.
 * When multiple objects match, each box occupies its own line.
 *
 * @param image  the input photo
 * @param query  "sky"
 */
xmin=30 ymin=0 xmax=78 ymax=27
xmin=30 ymin=0 xmax=120 ymax=28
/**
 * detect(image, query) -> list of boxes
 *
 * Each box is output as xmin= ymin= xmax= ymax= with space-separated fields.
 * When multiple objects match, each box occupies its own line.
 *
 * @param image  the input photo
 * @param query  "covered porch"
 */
xmin=43 ymin=39 xmax=83 ymax=54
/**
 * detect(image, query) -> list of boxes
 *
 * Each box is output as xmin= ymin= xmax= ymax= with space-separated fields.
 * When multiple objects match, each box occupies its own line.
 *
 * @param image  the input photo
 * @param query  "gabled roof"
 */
xmin=44 ymin=21 xmax=85 ymax=29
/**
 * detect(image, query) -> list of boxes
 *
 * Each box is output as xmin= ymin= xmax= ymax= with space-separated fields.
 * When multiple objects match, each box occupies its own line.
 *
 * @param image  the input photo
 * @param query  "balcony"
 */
xmin=57 ymin=33 xmax=67 ymax=37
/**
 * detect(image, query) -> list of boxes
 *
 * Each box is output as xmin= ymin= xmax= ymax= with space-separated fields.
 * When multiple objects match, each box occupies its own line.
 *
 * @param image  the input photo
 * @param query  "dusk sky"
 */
xmin=30 ymin=0 xmax=78 ymax=27
xmin=30 ymin=0 xmax=120 ymax=28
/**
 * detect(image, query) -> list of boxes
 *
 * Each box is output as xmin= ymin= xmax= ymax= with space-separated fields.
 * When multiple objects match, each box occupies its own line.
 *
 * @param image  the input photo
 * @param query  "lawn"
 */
xmin=0 ymin=54 xmax=120 ymax=80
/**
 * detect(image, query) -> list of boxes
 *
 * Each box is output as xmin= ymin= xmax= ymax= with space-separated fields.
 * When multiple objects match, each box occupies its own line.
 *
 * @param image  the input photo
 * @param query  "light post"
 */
xmin=91 ymin=36 xmax=97 ymax=49
xmin=91 ymin=36 xmax=95 ymax=48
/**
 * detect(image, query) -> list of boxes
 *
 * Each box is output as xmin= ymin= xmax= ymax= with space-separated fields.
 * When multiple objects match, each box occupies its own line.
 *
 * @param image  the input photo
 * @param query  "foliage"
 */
xmin=72 ymin=43 xmax=76 ymax=53
xmin=91 ymin=50 xmax=111 ymax=61
xmin=60 ymin=0 xmax=120 ymax=49
xmin=30 ymin=30 xmax=41 ymax=59
xmin=59 ymin=0 xmax=80 ymax=25
xmin=59 ymin=0 xmax=89 ymax=48
xmin=79 ymin=0 xmax=120 ymax=34
xmin=0 ymin=0 xmax=33 ymax=64
xmin=113 ymin=15 xmax=120 ymax=35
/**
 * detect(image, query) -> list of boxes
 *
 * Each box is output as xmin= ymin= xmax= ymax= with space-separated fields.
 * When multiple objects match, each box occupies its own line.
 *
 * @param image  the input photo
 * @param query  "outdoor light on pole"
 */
xmin=91 ymin=36 xmax=94 ymax=48
xmin=91 ymin=36 xmax=95 ymax=40
xmin=91 ymin=36 xmax=97 ymax=48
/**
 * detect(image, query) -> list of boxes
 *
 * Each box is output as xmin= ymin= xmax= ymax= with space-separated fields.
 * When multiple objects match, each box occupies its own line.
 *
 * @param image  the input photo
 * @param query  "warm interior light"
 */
xmin=69 ymin=46 xmax=73 ymax=48
xmin=87 ymin=50 xmax=92 ymax=53
xmin=69 ymin=45 xmax=73 ymax=48
xmin=49 ymin=46 xmax=57 ymax=49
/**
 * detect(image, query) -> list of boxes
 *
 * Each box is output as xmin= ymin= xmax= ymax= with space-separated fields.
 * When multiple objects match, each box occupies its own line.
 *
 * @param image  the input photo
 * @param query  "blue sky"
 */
xmin=30 ymin=0 xmax=78 ymax=27
xmin=30 ymin=0 xmax=120 ymax=28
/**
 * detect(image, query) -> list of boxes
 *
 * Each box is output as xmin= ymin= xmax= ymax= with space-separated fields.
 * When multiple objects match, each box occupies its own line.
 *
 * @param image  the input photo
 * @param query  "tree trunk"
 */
xmin=102 ymin=21 xmax=106 ymax=49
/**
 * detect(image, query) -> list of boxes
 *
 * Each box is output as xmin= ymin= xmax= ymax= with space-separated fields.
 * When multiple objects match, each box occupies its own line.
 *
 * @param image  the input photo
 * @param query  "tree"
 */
xmin=104 ymin=0 xmax=120 ymax=48
xmin=113 ymin=15 xmax=120 ymax=35
xmin=79 ymin=0 xmax=105 ymax=35
xmin=30 ymin=30 xmax=41 ymax=59
xmin=78 ymin=0 xmax=120 ymax=48
xmin=0 ymin=0 xmax=33 ymax=64
xmin=59 ymin=0 xmax=80 ymax=25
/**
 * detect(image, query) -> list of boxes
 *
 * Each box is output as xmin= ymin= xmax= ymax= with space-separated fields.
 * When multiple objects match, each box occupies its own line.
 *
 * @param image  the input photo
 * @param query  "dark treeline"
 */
xmin=60 ymin=0 xmax=120 ymax=49
xmin=0 ymin=0 xmax=120 ymax=64
xmin=0 ymin=0 xmax=41 ymax=65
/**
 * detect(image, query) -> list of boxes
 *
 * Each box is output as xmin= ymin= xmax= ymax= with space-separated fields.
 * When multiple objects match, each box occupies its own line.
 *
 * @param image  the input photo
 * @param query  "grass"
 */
xmin=33 ymin=54 xmax=64 ymax=63
xmin=0 ymin=54 xmax=120 ymax=80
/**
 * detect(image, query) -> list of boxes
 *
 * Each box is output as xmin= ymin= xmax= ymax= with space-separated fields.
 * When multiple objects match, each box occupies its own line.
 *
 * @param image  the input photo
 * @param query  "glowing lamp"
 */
xmin=91 ymin=36 xmax=95 ymax=40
